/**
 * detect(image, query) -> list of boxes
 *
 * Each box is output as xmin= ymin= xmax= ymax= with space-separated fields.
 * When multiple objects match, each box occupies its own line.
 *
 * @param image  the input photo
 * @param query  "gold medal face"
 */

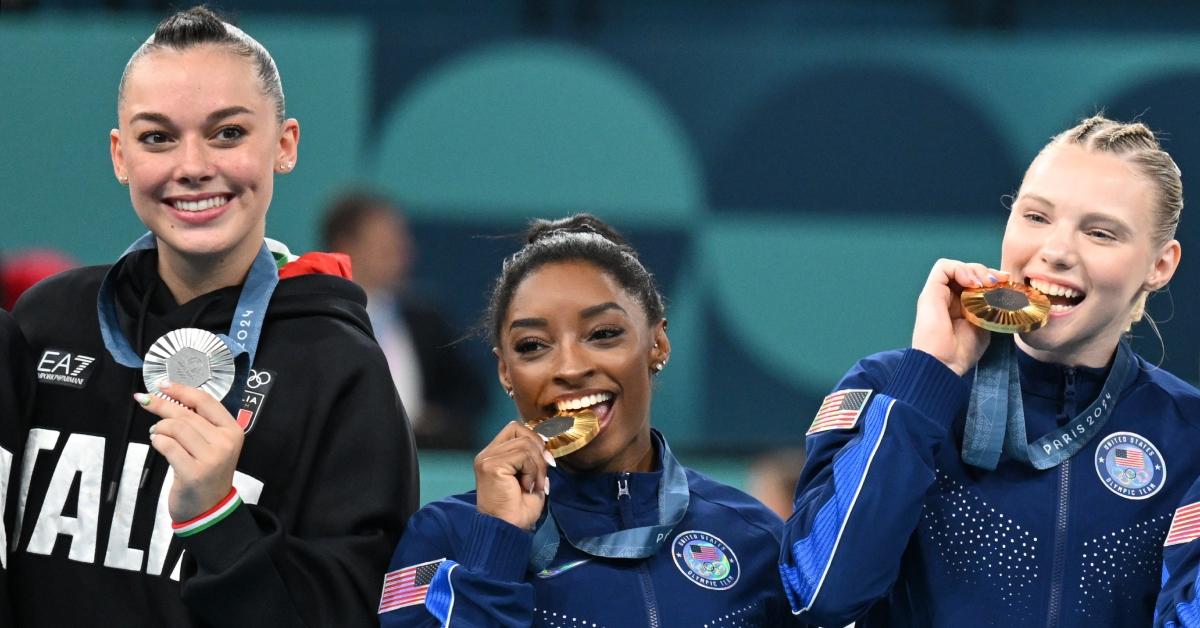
xmin=960 ymin=282 xmax=1050 ymax=334
xmin=525 ymin=409 xmax=600 ymax=458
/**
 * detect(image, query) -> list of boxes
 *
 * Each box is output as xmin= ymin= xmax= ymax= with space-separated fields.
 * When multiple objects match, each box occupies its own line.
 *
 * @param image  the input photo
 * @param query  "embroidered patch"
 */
xmin=807 ymin=389 xmax=872 ymax=434
xmin=535 ymin=558 xmax=592 ymax=579
xmin=236 ymin=368 xmax=276 ymax=433
xmin=1094 ymin=431 xmax=1165 ymax=500
xmin=379 ymin=558 xmax=444 ymax=613
xmin=672 ymin=530 xmax=739 ymax=590
xmin=35 ymin=348 xmax=97 ymax=389
xmin=1165 ymin=502 xmax=1200 ymax=547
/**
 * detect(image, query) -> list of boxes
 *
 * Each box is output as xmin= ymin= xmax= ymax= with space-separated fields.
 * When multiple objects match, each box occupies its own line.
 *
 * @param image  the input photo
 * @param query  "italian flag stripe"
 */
xmin=172 ymin=488 xmax=242 ymax=537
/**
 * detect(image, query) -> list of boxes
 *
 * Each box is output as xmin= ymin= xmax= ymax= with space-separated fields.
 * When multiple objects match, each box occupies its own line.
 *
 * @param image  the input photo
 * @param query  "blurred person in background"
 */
xmin=8 ymin=7 xmax=417 ymax=626
xmin=322 ymin=190 xmax=488 ymax=449
xmin=780 ymin=115 xmax=1199 ymax=626
xmin=379 ymin=214 xmax=803 ymax=626
xmin=748 ymin=447 xmax=806 ymax=520
xmin=1 ymin=248 xmax=77 ymax=311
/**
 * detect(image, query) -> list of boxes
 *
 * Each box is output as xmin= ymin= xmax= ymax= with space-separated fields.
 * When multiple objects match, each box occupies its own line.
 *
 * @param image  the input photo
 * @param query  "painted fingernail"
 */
xmin=134 ymin=392 xmax=152 ymax=406
xmin=159 ymin=380 xmax=173 ymax=389
xmin=148 ymin=422 xmax=157 ymax=435
xmin=988 ymin=274 xmax=998 ymax=283
xmin=544 ymin=476 xmax=551 ymax=496
xmin=542 ymin=449 xmax=557 ymax=468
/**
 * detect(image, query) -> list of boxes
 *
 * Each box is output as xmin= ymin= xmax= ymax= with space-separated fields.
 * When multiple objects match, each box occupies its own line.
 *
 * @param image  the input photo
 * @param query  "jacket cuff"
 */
xmin=461 ymin=511 xmax=533 ymax=583
xmin=178 ymin=503 xmax=263 ymax=575
xmin=881 ymin=348 xmax=969 ymax=427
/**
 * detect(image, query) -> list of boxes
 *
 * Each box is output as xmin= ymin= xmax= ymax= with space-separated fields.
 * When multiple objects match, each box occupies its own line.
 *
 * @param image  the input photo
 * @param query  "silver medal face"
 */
xmin=142 ymin=328 xmax=235 ymax=400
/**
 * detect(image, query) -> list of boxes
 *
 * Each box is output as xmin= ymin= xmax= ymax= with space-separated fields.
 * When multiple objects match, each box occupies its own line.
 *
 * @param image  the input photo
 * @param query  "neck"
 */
xmin=156 ymin=240 xmax=260 ymax=305
xmin=564 ymin=429 xmax=657 ymax=475
xmin=1014 ymin=333 xmax=1120 ymax=369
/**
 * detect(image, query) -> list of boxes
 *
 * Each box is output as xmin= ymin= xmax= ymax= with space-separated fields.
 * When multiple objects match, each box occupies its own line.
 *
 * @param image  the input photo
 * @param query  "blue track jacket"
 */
xmin=381 ymin=432 xmax=800 ymax=627
xmin=780 ymin=347 xmax=1200 ymax=626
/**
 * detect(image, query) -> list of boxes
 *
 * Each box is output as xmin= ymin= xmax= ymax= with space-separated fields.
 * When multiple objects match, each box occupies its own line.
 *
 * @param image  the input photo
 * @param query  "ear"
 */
xmin=110 ymin=128 xmax=126 ymax=183
xmin=1144 ymin=239 xmax=1182 ymax=292
xmin=494 ymin=346 xmax=512 ymax=393
xmin=650 ymin=318 xmax=670 ymax=369
xmin=275 ymin=118 xmax=300 ymax=173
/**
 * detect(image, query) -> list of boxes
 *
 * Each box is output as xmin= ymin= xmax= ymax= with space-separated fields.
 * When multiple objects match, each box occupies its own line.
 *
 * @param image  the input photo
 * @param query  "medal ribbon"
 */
xmin=962 ymin=334 xmax=1134 ymax=471
xmin=97 ymin=232 xmax=280 ymax=414
xmin=529 ymin=431 xmax=690 ymax=572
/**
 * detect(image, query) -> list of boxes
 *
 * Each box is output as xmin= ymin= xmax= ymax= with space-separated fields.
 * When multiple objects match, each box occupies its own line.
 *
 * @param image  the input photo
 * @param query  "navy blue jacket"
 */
xmin=781 ymin=347 xmax=1200 ymax=626
xmin=382 ymin=432 xmax=798 ymax=627
xmin=1156 ymin=472 xmax=1200 ymax=626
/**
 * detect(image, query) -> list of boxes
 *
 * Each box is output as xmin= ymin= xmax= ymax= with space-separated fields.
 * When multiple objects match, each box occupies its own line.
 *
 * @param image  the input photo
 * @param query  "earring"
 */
xmin=652 ymin=362 xmax=665 ymax=373
xmin=118 ymin=175 xmax=128 ymax=184
xmin=506 ymin=388 xmax=514 ymax=398
xmin=278 ymin=162 xmax=294 ymax=172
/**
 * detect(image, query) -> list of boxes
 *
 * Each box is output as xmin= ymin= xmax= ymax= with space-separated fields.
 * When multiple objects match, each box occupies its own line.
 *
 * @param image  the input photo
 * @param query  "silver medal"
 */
xmin=142 ymin=328 xmax=236 ymax=400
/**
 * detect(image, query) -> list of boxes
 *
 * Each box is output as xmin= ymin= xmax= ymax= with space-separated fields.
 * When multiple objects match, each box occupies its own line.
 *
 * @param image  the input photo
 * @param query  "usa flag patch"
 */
xmin=807 ymin=389 xmax=872 ymax=435
xmin=379 ymin=558 xmax=444 ymax=613
xmin=1165 ymin=503 xmax=1200 ymax=547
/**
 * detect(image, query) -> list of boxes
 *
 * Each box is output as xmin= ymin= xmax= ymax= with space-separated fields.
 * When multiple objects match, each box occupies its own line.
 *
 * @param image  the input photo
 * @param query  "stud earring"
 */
xmin=279 ymin=162 xmax=294 ymax=172
xmin=652 ymin=362 xmax=665 ymax=373
xmin=506 ymin=388 xmax=514 ymax=398
xmin=118 ymin=175 xmax=128 ymax=184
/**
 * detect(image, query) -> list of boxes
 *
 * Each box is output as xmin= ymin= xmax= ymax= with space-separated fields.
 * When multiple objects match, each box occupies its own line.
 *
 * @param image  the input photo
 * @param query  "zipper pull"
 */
xmin=617 ymin=474 xmax=630 ymax=500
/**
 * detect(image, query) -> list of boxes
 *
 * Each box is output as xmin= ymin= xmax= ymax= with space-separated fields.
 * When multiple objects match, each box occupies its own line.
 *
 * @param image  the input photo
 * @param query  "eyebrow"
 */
xmin=1017 ymin=193 xmax=1055 ymax=208
xmin=128 ymin=106 xmax=254 ymax=128
xmin=507 ymin=302 xmax=628 ymax=332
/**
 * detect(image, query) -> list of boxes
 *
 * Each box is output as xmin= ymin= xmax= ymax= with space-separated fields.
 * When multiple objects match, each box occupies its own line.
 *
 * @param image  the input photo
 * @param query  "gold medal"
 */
xmin=525 ymin=409 xmax=600 ymax=458
xmin=960 ymin=282 xmax=1050 ymax=334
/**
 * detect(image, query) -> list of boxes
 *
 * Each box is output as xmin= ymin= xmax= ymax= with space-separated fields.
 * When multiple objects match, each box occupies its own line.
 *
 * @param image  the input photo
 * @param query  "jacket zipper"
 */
xmin=1046 ymin=367 xmax=1077 ymax=627
xmin=617 ymin=472 xmax=660 ymax=628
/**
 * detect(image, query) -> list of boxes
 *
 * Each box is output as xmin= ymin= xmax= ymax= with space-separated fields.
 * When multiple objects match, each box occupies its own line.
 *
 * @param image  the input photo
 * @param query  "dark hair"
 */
xmin=117 ymin=5 xmax=286 ymax=121
xmin=320 ymin=191 xmax=397 ymax=250
xmin=486 ymin=214 xmax=666 ymax=345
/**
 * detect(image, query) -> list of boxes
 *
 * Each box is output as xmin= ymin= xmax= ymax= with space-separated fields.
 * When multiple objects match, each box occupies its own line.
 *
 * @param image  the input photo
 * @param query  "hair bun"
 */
xmin=525 ymin=213 xmax=630 ymax=248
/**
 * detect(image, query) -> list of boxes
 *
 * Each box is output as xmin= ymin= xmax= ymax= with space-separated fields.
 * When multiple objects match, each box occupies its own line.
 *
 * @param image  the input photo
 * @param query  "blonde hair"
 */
xmin=1045 ymin=115 xmax=1183 ymax=325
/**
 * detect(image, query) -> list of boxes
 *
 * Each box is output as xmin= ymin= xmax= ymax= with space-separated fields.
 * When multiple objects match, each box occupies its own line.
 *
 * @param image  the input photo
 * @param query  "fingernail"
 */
xmin=148 ymin=422 xmax=157 ymax=435
xmin=975 ymin=279 xmax=984 ymax=287
xmin=134 ymin=392 xmax=152 ymax=406
xmin=159 ymin=380 xmax=173 ymax=389
xmin=538 ymin=433 xmax=550 ymax=443
xmin=544 ymin=476 xmax=551 ymax=496
xmin=528 ymin=481 xmax=535 ymax=495
xmin=542 ymin=449 xmax=557 ymax=468
xmin=988 ymin=274 xmax=998 ymax=284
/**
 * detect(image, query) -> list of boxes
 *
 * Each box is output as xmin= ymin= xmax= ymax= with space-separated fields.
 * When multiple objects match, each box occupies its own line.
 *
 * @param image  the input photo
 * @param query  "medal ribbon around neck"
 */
xmin=529 ymin=431 xmax=690 ymax=573
xmin=962 ymin=333 xmax=1134 ymax=471
xmin=97 ymin=232 xmax=280 ymax=415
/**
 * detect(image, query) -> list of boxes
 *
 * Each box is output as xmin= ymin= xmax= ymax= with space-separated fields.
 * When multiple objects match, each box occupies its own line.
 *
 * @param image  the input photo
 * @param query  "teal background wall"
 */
xmin=4 ymin=7 xmax=1199 ymax=502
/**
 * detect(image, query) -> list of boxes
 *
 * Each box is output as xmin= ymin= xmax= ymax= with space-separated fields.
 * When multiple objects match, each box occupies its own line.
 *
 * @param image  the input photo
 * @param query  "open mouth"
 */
xmin=547 ymin=391 xmax=616 ymax=432
xmin=170 ymin=196 xmax=230 ymax=212
xmin=1027 ymin=277 xmax=1086 ymax=314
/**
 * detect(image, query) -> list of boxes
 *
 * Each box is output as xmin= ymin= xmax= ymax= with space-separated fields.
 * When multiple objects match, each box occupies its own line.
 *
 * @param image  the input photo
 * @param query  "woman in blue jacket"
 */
xmin=780 ymin=115 xmax=1200 ymax=626
xmin=381 ymin=214 xmax=799 ymax=627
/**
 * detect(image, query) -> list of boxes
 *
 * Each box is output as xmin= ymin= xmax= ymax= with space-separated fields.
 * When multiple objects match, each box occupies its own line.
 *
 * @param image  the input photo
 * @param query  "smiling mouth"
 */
xmin=1027 ymin=277 xmax=1086 ymax=313
xmin=553 ymin=392 xmax=614 ymax=414
xmin=168 ymin=196 xmax=230 ymax=212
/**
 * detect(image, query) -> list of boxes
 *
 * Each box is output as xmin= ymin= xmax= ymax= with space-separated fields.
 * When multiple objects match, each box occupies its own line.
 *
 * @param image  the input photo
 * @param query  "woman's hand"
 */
xmin=474 ymin=421 xmax=554 ymax=531
xmin=912 ymin=258 xmax=1009 ymax=376
xmin=137 ymin=381 xmax=244 ymax=522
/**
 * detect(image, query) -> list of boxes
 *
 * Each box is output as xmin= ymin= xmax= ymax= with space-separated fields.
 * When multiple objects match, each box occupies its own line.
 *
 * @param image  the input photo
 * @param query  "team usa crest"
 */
xmin=672 ymin=530 xmax=739 ymax=590
xmin=1094 ymin=431 xmax=1165 ymax=500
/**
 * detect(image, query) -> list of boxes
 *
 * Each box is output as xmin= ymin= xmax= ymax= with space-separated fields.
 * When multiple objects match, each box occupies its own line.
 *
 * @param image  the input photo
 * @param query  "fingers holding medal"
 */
xmin=913 ymin=259 xmax=1011 ymax=376
xmin=474 ymin=421 xmax=553 ymax=531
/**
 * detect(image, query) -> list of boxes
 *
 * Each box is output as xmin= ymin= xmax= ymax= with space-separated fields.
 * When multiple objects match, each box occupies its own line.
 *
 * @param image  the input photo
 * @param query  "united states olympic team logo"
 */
xmin=1094 ymin=431 xmax=1165 ymax=500
xmin=672 ymin=530 xmax=739 ymax=590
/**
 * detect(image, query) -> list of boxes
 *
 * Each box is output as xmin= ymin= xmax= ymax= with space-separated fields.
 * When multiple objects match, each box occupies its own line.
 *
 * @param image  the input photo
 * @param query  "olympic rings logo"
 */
xmin=246 ymin=369 xmax=273 ymax=389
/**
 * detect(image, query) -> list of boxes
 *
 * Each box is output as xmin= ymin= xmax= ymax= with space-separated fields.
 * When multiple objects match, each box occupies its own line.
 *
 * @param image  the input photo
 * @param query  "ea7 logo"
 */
xmin=36 ymin=349 xmax=98 ymax=389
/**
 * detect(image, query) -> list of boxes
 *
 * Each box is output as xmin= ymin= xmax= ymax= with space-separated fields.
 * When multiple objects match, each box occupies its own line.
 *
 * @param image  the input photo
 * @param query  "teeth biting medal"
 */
xmin=960 ymin=282 xmax=1050 ymax=334
xmin=525 ymin=409 xmax=601 ymax=458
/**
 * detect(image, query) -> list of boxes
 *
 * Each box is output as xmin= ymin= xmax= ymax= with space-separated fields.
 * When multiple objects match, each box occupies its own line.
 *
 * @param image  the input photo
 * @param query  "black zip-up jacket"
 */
xmin=9 ymin=249 xmax=419 ymax=627
xmin=1 ymin=309 xmax=34 ymax=626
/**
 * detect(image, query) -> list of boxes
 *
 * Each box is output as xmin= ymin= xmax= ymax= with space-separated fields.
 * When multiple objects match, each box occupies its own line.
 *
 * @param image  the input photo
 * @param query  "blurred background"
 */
xmin=3 ymin=0 xmax=1198 ymax=509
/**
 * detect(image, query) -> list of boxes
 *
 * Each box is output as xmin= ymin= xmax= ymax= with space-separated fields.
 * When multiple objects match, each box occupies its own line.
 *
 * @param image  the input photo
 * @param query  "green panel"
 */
xmin=702 ymin=214 xmax=1004 ymax=393
xmin=372 ymin=41 xmax=705 ymax=225
xmin=0 ymin=13 xmax=368 ymax=263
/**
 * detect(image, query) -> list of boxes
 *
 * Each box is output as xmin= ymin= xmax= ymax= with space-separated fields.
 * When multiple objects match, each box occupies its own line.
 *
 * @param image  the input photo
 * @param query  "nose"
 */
xmin=552 ymin=341 xmax=595 ymax=386
xmin=1039 ymin=223 xmax=1078 ymax=271
xmin=174 ymin=137 xmax=215 ymax=185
